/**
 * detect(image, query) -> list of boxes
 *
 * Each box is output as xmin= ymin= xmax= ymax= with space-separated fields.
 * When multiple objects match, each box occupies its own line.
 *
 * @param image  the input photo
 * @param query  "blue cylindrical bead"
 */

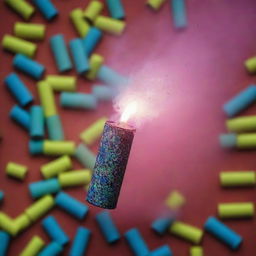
xmin=96 ymin=211 xmax=121 ymax=243
xmin=170 ymin=0 xmax=187 ymax=29
xmin=42 ymin=216 xmax=69 ymax=246
xmin=33 ymin=0 xmax=58 ymax=20
xmin=10 ymin=105 xmax=30 ymax=130
xmin=82 ymin=27 xmax=102 ymax=56
xmin=69 ymin=227 xmax=91 ymax=256
xmin=46 ymin=115 xmax=64 ymax=141
xmin=29 ymin=140 xmax=43 ymax=155
xmin=60 ymin=92 xmax=97 ymax=110
xmin=148 ymin=245 xmax=173 ymax=256
xmin=5 ymin=73 xmax=33 ymax=107
xmin=0 ymin=231 xmax=10 ymax=256
xmin=50 ymin=34 xmax=72 ymax=72
xmin=30 ymin=105 xmax=44 ymax=139
xmin=75 ymin=143 xmax=96 ymax=170
xmin=124 ymin=228 xmax=150 ymax=256
xmin=0 ymin=191 xmax=4 ymax=202
xmin=204 ymin=216 xmax=243 ymax=250
xmin=151 ymin=217 xmax=174 ymax=235
xmin=219 ymin=133 xmax=237 ymax=148
xmin=38 ymin=241 xmax=63 ymax=256
xmin=13 ymin=54 xmax=45 ymax=80
xmin=29 ymin=178 xmax=61 ymax=199
xmin=223 ymin=85 xmax=256 ymax=117
xmin=69 ymin=39 xmax=89 ymax=74
xmin=55 ymin=192 xmax=88 ymax=220
xmin=106 ymin=0 xmax=125 ymax=19
xmin=92 ymin=85 xmax=115 ymax=101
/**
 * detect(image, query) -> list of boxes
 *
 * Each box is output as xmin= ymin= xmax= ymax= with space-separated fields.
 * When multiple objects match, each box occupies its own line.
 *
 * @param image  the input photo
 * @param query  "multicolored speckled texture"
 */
xmin=87 ymin=121 xmax=135 ymax=209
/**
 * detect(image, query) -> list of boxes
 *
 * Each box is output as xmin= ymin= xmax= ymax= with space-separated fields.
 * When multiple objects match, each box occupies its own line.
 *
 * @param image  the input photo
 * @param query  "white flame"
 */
xmin=120 ymin=101 xmax=138 ymax=123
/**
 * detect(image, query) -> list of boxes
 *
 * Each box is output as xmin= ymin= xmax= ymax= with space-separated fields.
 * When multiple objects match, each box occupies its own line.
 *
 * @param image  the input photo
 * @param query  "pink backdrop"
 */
xmin=0 ymin=0 xmax=256 ymax=255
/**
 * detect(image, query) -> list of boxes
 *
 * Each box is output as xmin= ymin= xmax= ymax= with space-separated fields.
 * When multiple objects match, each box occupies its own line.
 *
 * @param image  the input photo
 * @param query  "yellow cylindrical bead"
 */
xmin=237 ymin=133 xmax=256 ymax=149
xmin=86 ymin=54 xmax=104 ymax=80
xmin=169 ymin=221 xmax=203 ymax=244
xmin=218 ymin=202 xmax=254 ymax=219
xmin=2 ymin=35 xmax=37 ymax=58
xmin=43 ymin=140 xmax=76 ymax=156
xmin=14 ymin=22 xmax=46 ymax=41
xmin=20 ymin=236 xmax=45 ymax=256
xmin=37 ymin=81 xmax=57 ymax=117
xmin=41 ymin=155 xmax=72 ymax=179
xmin=6 ymin=162 xmax=28 ymax=180
xmin=70 ymin=8 xmax=90 ymax=37
xmin=58 ymin=170 xmax=92 ymax=187
xmin=245 ymin=56 xmax=256 ymax=74
xmin=14 ymin=214 xmax=31 ymax=234
xmin=25 ymin=195 xmax=55 ymax=222
xmin=46 ymin=75 xmax=77 ymax=92
xmin=190 ymin=246 xmax=203 ymax=256
xmin=5 ymin=0 xmax=35 ymax=20
xmin=84 ymin=1 xmax=104 ymax=22
xmin=165 ymin=190 xmax=186 ymax=210
xmin=226 ymin=115 xmax=256 ymax=133
xmin=147 ymin=0 xmax=167 ymax=10
xmin=94 ymin=16 xmax=126 ymax=36
xmin=220 ymin=171 xmax=256 ymax=187
xmin=80 ymin=117 xmax=107 ymax=145
xmin=0 ymin=212 xmax=18 ymax=236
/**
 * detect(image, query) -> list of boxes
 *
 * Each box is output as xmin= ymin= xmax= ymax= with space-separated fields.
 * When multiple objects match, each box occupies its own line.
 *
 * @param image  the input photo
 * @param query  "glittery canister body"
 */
xmin=86 ymin=121 xmax=135 ymax=209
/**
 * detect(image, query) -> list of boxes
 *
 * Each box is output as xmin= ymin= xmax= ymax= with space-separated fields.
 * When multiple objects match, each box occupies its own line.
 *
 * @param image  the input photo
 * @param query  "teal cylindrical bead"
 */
xmin=92 ymin=85 xmax=115 ymax=101
xmin=151 ymin=217 xmax=174 ymax=235
xmin=10 ymin=105 xmax=30 ymax=131
xmin=46 ymin=115 xmax=64 ymax=141
xmin=38 ymin=241 xmax=63 ymax=256
xmin=148 ymin=245 xmax=173 ymax=256
xmin=170 ymin=0 xmax=187 ymax=29
xmin=0 ymin=191 xmax=4 ymax=203
xmin=30 ymin=105 xmax=44 ymax=139
xmin=219 ymin=133 xmax=237 ymax=148
xmin=29 ymin=140 xmax=43 ymax=155
xmin=0 ymin=231 xmax=10 ymax=256
xmin=82 ymin=27 xmax=102 ymax=56
xmin=69 ymin=39 xmax=89 ymax=74
xmin=69 ymin=227 xmax=91 ymax=256
xmin=33 ymin=0 xmax=58 ymax=20
xmin=50 ymin=34 xmax=72 ymax=72
xmin=106 ymin=0 xmax=125 ymax=19
xmin=60 ymin=92 xmax=97 ymax=110
xmin=75 ymin=143 xmax=96 ymax=170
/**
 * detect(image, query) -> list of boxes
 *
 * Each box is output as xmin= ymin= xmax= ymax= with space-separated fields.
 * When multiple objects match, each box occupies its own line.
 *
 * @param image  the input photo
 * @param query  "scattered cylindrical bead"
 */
xmin=50 ymin=34 xmax=72 ymax=72
xmin=29 ymin=140 xmax=44 ymax=155
xmin=96 ymin=211 xmax=121 ymax=243
xmin=70 ymin=8 xmax=90 ymax=37
xmin=124 ymin=228 xmax=150 ymax=256
xmin=171 ymin=0 xmax=187 ymax=29
xmin=219 ymin=133 xmax=237 ymax=148
xmin=25 ymin=195 xmax=55 ymax=222
xmin=46 ymin=75 xmax=77 ymax=92
xmin=55 ymin=192 xmax=89 ymax=220
xmin=106 ymin=0 xmax=125 ymax=20
xmin=86 ymin=54 xmax=104 ymax=80
xmin=0 ymin=212 xmax=18 ymax=236
xmin=226 ymin=115 xmax=256 ymax=133
xmin=94 ymin=16 xmax=126 ymax=36
xmin=0 ymin=231 xmax=10 ymax=256
xmin=20 ymin=236 xmax=45 ymax=256
xmin=60 ymin=92 xmax=97 ymax=110
xmin=237 ymin=133 xmax=256 ymax=149
xmin=69 ymin=39 xmax=89 ymax=74
xmin=75 ymin=143 xmax=96 ymax=170
xmin=43 ymin=140 xmax=76 ymax=156
xmin=151 ymin=217 xmax=174 ymax=235
xmin=147 ymin=0 xmax=167 ymax=11
xmin=10 ymin=105 xmax=30 ymax=131
xmin=58 ymin=170 xmax=91 ymax=187
xmin=6 ymin=162 xmax=28 ymax=180
xmin=220 ymin=171 xmax=256 ymax=187
xmin=30 ymin=105 xmax=44 ymax=139
xmin=0 ymin=191 xmax=4 ymax=203
xmin=38 ymin=241 xmax=63 ymax=256
xmin=148 ymin=245 xmax=173 ymax=256
xmin=92 ymin=85 xmax=115 ymax=101
xmin=82 ymin=28 xmax=102 ymax=56
xmin=42 ymin=215 xmax=69 ymax=245
xmin=84 ymin=1 xmax=103 ymax=23
xmin=41 ymin=155 xmax=72 ymax=179
xmin=5 ymin=73 xmax=33 ymax=107
xmin=14 ymin=22 xmax=46 ymax=40
xmin=169 ymin=221 xmax=203 ymax=244
xmin=29 ymin=178 xmax=61 ymax=198
xmin=13 ymin=214 xmax=31 ymax=234
xmin=5 ymin=0 xmax=35 ymax=20
xmin=69 ymin=227 xmax=91 ymax=256
xmin=33 ymin=0 xmax=58 ymax=20
xmin=190 ymin=246 xmax=203 ymax=256
xmin=218 ymin=202 xmax=254 ymax=219
xmin=13 ymin=54 xmax=45 ymax=80
xmin=46 ymin=115 xmax=65 ymax=141
xmin=80 ymin=117 xmax=107 ymax=145
xmin=2 ymin=35 xmax=37 ymax=58
xmin=204 ymin=216 xmax=243 ymax=250
xmin=244 ymin=56 xmax=256 ymax=74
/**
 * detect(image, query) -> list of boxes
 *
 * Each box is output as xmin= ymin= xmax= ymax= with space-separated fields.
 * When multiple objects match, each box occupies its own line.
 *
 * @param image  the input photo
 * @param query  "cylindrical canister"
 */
xmin=14 ymin=22 xmax=45 ymax=40
xmin=87 ymin=121 xmax=135 ymax=209
xmin=55 ymin=192 xmax=88 ymax=220
xmin=20 ymin=236 xmax=45 ymax=256
xmin=38 ymin=241 xmax=62 ymax=256
xmin=106 ymin=0 xmax=125 ymax=20
xmin=33 ymin=0 xmax=58 ymax=20
xmin=5 ymin=0 xmax=35 ymax=20
xmin=6 ymin=162 xmax=28 ymax=180
xmin=10 ymin=105 xmax=30 ymax=131
xmin=30 ymin=105 xmax=44 ymax=139
xmin=69 ymin=227 xmax=91 ymax=256
xmin=82 ymin=28 xmax=102 ymax=56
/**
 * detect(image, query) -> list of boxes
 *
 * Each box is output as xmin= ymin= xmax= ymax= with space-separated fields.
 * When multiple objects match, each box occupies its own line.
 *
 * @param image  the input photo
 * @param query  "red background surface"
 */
xmin=0 ymin=0 xmax=256 ymax=255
